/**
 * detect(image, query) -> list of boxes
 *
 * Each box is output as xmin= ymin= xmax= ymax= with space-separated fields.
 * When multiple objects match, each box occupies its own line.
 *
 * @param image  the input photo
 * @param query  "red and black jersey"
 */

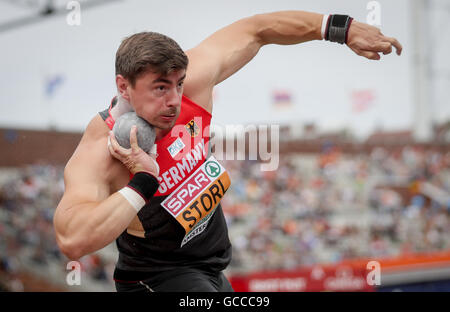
xmin=99 ymin=95 xmax=231 ymax=281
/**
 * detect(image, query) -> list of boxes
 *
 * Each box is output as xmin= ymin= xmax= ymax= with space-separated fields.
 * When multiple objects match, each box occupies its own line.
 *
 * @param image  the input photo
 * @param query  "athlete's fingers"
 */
xmin=149 ymin=144 xmax=157 ymax=156
xmin=352 ymin=47 xmax=381 ymax=60
xmin=109 ymin=131 xmax=128 ymax=155
xmin=108 ymin=135 xmax=121 ymax=159
xmin=129 ymin=126 xmax=140 ymax=152
xmin=362 ymin=50 xmax=381 ymax=60
xmin=375 ymin=41 xmax=392 ymax=55
xmin=146 ymin=143 xmax=159 ymax=175
xmin=149 ymin=154 xmax=160 ymax=176
xmin=384 ymin=36 xmax=402 ymax=55
xmin=382 ymin=44 xmax=392 ymax=55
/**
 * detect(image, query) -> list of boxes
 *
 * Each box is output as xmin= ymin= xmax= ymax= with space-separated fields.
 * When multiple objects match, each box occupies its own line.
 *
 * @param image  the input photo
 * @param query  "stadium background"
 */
xmin=0 ymin=0 xmax=449 ymax=291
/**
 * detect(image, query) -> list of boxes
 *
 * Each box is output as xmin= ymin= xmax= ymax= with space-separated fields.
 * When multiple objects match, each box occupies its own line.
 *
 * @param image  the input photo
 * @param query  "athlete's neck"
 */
xmin=155 ymin=128 xmax=171 ymax=141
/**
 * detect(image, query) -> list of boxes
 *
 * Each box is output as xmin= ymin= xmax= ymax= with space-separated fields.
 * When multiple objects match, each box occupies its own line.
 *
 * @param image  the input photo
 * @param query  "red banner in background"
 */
xmin=229 ymin=250 xmax=450 ymax=292
xmin=229 ymin=263 xmax=374 ymax=292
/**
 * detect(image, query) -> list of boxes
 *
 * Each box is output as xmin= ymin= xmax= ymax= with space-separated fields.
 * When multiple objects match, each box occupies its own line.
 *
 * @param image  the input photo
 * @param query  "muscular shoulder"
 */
xmin=82 ymin=114 xmax=110 ymax=143
xmin=182 ymin=16 xmax=261 ymax=114
xmin=73 ymin=114 xmax=110 ymax=159
xmin=64 ymin=115 xmax=127 ymax=193
xmin=182 ymin=49 xmax=214 ymax=114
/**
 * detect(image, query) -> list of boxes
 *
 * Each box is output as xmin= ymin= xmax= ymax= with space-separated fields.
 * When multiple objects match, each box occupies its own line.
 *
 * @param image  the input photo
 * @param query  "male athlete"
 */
xmin=53 ymin=11 xmax=402 ymax=292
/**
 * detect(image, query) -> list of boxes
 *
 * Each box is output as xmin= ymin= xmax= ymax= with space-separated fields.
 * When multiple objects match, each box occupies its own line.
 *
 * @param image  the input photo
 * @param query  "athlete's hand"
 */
xmin=108 ymin=126 xmax=160 ymax=177
xmin=346 ymin=20 xmax=402 ymax=60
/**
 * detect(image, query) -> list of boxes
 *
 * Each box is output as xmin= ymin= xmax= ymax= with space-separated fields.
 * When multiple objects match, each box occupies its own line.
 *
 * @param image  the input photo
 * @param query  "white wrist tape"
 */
xmin=118 ymin=186 xmax=146 ymax=212
xmin=321 ymin=14 xmax=330 ymax=40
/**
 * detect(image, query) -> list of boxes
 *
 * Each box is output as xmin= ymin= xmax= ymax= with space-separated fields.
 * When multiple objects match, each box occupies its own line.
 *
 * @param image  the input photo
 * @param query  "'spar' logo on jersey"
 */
xmin=160 ymin=155 xmax=231 ymax=247
xmin=205 ymin=161 xmax=221 ymax=178
xmin=185 ymin=119 xmax=199 ymax=137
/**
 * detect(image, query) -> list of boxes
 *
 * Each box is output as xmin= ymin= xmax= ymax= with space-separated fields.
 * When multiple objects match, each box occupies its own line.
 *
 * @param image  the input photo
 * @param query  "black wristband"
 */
xmin=127 ymin=172 xmax=159 ymax=202
xmin=325 ymin=14 xmax=353 ymax=44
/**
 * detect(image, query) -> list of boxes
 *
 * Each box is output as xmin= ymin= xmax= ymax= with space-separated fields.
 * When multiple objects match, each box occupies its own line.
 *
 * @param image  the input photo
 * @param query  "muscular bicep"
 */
xmin=183 ymin=15 xmax=262 ymax=110
xmin=54 ymin=118 xmax=113 ymax=235
xmin=55 ymin=145 xmax=109 ymax=230
xmin=183 ymin=11 xmax=325 ymax=110
xmin=60 ymin=158 xmax=110 ymax=209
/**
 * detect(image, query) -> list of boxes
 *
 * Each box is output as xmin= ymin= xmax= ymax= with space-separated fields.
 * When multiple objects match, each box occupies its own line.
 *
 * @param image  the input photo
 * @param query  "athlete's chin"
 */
xmin=155 ymin=118 xmax=177 ymax=130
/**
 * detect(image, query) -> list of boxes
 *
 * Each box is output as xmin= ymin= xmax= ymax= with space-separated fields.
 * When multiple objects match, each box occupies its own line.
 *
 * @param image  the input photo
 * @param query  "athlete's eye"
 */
xmin=154 ymin=85 xmax=167 ymax=95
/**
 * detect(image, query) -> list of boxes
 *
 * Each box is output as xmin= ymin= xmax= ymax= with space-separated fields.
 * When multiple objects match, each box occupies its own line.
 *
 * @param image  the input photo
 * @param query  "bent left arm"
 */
xmin=184 ymin=10 xmax=402 ymax=111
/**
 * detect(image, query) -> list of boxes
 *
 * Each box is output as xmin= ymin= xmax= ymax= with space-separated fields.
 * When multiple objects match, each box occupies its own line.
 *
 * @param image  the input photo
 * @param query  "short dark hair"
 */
xmin=115 ymin=32 xmax=188 ymax=86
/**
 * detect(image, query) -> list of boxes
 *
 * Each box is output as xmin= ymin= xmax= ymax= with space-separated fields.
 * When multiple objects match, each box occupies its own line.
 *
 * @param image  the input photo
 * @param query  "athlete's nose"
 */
xmin=166 ymin=87 xmax=181 ymax=108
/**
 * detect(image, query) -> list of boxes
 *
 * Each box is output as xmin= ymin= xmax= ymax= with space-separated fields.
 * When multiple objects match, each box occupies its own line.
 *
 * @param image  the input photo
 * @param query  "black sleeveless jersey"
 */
xmin=99 ymin=95 xmax=232 ymax=281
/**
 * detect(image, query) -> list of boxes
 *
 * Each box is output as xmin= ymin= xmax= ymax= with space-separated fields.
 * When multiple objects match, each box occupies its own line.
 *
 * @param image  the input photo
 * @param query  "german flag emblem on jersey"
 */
xmin=185 ymin=119 xmax=200 ymax=137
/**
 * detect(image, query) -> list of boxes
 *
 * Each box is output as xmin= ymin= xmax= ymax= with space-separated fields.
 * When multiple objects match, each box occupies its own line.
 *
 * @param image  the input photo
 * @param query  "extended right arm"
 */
xmin=184 ymin=11 xmax=402 ymax=112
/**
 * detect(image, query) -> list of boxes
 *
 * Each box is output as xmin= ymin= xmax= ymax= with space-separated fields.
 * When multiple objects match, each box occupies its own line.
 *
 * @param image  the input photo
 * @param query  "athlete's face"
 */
xmin=125 ymin=69 xmax=186 ymax=131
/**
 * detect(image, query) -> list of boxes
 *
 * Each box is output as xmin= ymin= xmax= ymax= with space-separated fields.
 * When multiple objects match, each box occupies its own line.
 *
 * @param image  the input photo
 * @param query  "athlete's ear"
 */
xmin=116 ymin=75 xmax=131 ymax=102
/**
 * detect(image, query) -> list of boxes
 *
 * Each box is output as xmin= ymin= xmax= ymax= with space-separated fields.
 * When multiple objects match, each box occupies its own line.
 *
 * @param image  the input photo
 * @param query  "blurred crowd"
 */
xmin=221 ymin=146 xmax=450 ymax=273
xmin=0 ymin=164 xmax=115 ymax=291
xmin=0 ymin=146 xmax=449 ymax=290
